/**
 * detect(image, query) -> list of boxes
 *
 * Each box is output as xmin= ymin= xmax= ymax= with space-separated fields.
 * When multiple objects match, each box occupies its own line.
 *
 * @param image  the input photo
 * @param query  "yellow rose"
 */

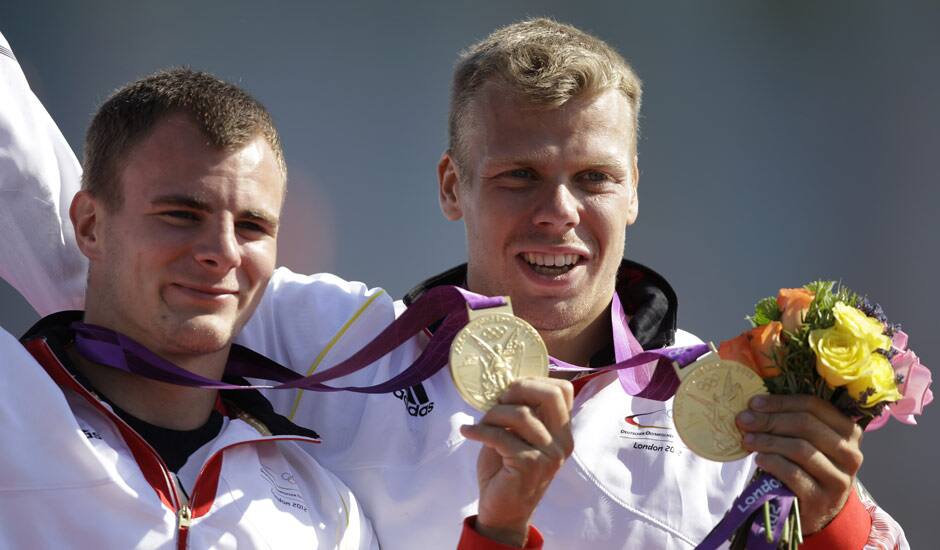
xmin=832 ymin=303 xmax=891 ymax=352
xmin=846 ymin=353 xmax=903 ymax=406
xmin=809 ymin=327 xmax=870 ymax=386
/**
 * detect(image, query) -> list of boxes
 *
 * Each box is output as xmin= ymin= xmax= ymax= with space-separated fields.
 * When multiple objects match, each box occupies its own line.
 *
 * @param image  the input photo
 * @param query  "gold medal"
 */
xmin=672 ymin=350 xmax=768 ymax=462
xmin=449 ymin=299 xmax=549 ymax=411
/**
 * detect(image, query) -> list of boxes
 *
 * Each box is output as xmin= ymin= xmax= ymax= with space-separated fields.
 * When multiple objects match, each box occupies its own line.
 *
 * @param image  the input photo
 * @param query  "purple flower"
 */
xmin=856 ymin=296 xmax=888 ymax=324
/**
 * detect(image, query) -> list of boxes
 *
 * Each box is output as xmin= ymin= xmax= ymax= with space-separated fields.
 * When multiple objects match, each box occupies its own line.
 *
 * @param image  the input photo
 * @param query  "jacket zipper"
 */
xmin=27 ymin=338 xmax=322 ymax=548
xmin=174 ymin=474 xmax=192 ymax=550
xmin=26 ymin=340 xmax=190 ymax=545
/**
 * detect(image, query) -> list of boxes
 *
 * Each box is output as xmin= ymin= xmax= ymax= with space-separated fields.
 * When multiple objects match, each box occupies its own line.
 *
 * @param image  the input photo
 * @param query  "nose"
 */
xmin=532 ymin=183 xmax=580 ymax=230
xmin=194 ymin=222 xmax=241 ymax=273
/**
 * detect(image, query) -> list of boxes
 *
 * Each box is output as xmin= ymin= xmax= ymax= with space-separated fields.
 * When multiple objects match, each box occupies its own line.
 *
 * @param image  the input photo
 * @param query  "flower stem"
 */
xmin=764 ymin=501 xmax=773 ymax=543
xmin=793 ymin=498 xmax=804 ymax=544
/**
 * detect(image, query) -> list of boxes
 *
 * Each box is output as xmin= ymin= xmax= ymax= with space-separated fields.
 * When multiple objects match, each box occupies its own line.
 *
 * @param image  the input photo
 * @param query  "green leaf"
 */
xmin=803 ymin=280 xmax=838 ymax=330
xmin=748 ymin=296 xmax=781 ymax=326
xmin=806 ymin=281 xmax=836 ymax=307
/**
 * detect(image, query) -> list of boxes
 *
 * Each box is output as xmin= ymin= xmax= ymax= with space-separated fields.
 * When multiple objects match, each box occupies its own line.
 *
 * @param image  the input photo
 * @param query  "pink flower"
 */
xmin=892 ymin=330 xmax=909 ymax=351
xmin=866 ymin=348 xmax=933 ymax=431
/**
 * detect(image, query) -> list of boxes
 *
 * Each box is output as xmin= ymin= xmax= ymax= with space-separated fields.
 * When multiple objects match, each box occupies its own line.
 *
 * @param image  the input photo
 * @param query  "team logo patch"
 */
xmin=624 ymin=410 xmax=670 ymax=430
xmin=619 ymin=408 xmax=686 ymax=456
xmin=260 ymin=465 xmax=308 ymax=512
xmin=394 ymin=383 xmax=435 ymax=417
xmin=82 ymin=428 xmax=103 ymax=440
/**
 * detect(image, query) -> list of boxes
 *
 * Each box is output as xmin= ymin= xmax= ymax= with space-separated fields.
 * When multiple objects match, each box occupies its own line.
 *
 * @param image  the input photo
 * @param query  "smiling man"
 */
xmin=0 ymin=49 xmax=568 ymax=549
xmin=1 ymin=18 xmax=906 ymax=550
xmin=69 ymin=106 xmax=285 ymax=430
xmin=0 ymin=66 xmax=379 ymax=548
xmin=438 ymin=82 xmax=639 ymax=368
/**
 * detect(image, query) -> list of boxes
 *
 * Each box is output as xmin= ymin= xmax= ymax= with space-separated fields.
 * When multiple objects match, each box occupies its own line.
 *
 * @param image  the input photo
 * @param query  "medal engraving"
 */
xmin=673 ymin=357 xmax=768 ymax=462
xmin=450 ymin=311 xmax=548 ymax=411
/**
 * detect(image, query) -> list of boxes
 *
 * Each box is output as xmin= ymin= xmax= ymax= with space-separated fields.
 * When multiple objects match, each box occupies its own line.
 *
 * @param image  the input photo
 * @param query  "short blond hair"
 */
xmin=449 ymin=18 xmax=643 ymax=166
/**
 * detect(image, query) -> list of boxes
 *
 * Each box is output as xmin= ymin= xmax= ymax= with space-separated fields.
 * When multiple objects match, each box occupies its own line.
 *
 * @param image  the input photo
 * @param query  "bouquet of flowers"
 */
xmin=717 ymin=281 xmax=932 ymax=548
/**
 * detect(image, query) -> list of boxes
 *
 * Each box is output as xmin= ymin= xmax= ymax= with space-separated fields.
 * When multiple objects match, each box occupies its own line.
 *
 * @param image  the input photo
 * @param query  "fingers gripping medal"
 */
xmin=450 ymin=298 xmax=549 ymax=411
xmin=672 ymin=349 xmax=768 ymax=462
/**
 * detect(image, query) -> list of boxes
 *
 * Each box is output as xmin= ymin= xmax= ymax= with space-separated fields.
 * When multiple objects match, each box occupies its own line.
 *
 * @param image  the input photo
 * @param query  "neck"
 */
xmin=540 ymin=304 xmax=612 ymax=369
xmin=68 ymin=341 xmax=227 ymax=431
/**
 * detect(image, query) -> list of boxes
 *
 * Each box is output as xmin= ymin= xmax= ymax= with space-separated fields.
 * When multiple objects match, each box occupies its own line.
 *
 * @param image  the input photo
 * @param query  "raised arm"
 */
xmin=0 ymin=32 xmax=86 ymax=315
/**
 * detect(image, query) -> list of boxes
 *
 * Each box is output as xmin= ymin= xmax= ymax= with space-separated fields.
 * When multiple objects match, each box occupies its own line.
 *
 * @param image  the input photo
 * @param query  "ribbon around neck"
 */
xmin=71 ymin=285 xmax=707 ymax=399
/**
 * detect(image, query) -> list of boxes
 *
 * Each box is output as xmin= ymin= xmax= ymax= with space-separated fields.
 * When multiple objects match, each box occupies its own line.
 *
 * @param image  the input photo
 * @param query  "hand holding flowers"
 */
xmin=712 ymin=282 xmax=931 ymax=549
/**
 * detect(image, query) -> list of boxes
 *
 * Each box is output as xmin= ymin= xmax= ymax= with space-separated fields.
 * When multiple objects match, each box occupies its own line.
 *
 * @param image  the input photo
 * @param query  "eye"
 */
xmin=507 ymin=168 xmax=535 ymax=179
xmin=159 ymin=210 xmax=200 ymax=223
xmin=236 ymin=220 xmax=273 ymax=238
xmin=491 ymin=167 xmax=538 ymax=190
xmin=580 ymin=171 xmax=612 ymax=184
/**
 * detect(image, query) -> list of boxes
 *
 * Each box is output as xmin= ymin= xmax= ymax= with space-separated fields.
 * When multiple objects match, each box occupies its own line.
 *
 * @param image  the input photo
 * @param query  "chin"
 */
xmin=163 ymin=316 xmax=236 ymax=355
xmin=515 ymin=298 xmax=590 ymax=332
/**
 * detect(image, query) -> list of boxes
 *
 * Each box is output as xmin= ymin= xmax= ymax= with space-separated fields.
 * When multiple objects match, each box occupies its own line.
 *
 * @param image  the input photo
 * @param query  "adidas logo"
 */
xmin=394 ymin=383 xmax=435 ymax=417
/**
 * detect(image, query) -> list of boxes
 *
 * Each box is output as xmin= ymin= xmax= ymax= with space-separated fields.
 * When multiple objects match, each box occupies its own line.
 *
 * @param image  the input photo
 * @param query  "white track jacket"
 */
xmin=0 ymin=321 xmax=377 ymax=549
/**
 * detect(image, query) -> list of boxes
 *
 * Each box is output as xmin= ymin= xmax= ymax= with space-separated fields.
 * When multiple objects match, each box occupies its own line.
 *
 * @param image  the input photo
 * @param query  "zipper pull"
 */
xmin=177 ymin=504 xmax=192 ymax=550
xmin=178 ymin=504 xmax=192 ymax=530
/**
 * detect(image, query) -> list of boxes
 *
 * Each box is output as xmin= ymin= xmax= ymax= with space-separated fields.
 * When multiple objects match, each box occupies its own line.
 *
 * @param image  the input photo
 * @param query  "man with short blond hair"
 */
xmin=1 ymin=17 xmax=907 ymax=549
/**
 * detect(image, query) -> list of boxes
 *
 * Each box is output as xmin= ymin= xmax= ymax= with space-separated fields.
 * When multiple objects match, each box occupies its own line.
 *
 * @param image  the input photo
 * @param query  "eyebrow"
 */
xmin=485 ymin=157 xmax=630 ymax=173
xmin=150 ymin=194 xmax=279 ymax=228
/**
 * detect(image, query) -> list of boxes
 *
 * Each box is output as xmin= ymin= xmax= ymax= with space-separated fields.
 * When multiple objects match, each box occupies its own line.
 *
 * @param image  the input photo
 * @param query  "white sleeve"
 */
xmin=0 ymin=32 xmax=87 ymax=316
xmin=673 ymin=328 xmax=705 ymax=347
xmin=236 ymin=267 xmax=399 ymax=380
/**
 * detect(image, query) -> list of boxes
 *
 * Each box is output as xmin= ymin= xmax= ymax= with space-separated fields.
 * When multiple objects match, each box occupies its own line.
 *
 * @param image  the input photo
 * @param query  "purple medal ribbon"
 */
xmin=549 ymin=293 xmax=708 ymax=401
xmin=72 ymin=286 xmax=502 ymax=392
xmin=695 ymin=472 xmax=796 ymax=550
xmin=72 ymin=285 xmax=706 ymax=400
xmin=73 ymin=284 xmax=791 ymax=548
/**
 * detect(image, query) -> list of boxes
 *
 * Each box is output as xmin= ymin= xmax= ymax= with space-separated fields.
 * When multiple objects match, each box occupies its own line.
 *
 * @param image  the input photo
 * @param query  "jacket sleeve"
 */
xmin=0 ymin=32 xmax=87 ymax=316
xmin=457 ymin=517 xmax=543 ymax=550
xmin=799 ymin=483 xmax=908 ymax=550
xmin=859 ymin=492 xmax=909 ymax=550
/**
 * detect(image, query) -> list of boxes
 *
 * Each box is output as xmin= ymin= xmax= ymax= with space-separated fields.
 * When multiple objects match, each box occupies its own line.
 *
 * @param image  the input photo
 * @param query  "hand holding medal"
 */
xmin=689 ymin=282 xmax=933 ymax=550
xmin=453 ymin=298 xmax=574 ymax=547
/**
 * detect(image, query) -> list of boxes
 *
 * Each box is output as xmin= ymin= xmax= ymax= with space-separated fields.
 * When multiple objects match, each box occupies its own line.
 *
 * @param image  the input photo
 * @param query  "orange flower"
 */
xmin=719 ymin=322 xmax=784 ymax=378
xmin=719 ymin=333 xmax=759 ymax=371
xmin=777 ymin=288 xmax=815 ymax=333
xmin=749 ymin=322 xmax=783 ymax=378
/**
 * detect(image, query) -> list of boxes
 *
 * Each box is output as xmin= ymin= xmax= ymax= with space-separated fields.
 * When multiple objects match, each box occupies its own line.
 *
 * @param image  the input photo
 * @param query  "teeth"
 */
xmin=522 ymin=253 xmax=580 ymax=267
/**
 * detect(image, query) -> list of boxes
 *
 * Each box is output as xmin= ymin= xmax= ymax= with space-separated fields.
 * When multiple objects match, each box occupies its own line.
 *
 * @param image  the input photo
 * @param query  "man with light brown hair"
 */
xmin=1 ymin=17 xmax=906 ymax=549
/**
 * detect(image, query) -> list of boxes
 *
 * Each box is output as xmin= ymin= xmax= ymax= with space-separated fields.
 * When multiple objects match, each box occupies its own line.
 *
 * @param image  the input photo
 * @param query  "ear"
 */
xmin=625 ymin=155 xmax=640 ymax=225
xmin=69 ymin=190 xmax=106 ymax=260
xmin=438 ymin=151 xmax=464 ymax=221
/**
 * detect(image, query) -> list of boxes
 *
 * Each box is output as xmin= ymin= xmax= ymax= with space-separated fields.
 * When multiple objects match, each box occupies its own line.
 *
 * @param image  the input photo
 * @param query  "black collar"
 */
xmin=403 ymin=259 xmax=679 ymax=354
xmin=21 ymin=310 xmax=319 ymax=440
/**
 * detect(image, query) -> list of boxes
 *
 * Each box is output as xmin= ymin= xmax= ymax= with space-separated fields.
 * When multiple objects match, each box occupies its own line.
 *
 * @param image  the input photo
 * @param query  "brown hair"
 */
xmin=449 ymin=18 xmax=643 ymax=166
xmin=82 ymin=68 xmax=286 ymax=208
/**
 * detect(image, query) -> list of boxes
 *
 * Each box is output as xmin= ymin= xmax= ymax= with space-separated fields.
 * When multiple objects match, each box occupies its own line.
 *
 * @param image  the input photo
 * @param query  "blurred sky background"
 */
xmin=1 ymin=1 xmax=937 ymax=544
